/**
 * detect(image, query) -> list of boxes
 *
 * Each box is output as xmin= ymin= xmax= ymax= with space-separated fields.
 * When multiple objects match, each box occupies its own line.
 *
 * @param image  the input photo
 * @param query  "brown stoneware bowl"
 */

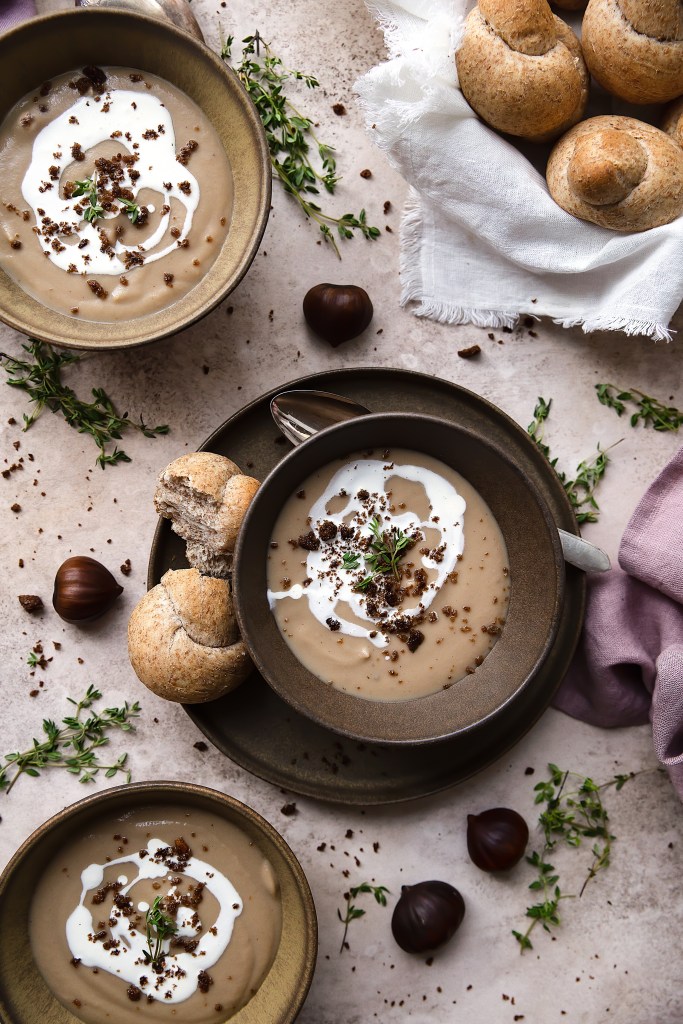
xmin=0 ymin=782 xmax=317 ymax=1024
xmin=0 ymin=9 xmax=270 ymax=350
xmin=233 ymin=413 xmax=565 ymax=745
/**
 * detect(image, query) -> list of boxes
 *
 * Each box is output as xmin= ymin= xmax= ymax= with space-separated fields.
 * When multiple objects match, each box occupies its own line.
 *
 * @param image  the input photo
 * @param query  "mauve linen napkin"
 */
xmin=555 ymin=448 xmax=683 ymax=798
xmin=0 ymin=0 xmax=35 ymax=32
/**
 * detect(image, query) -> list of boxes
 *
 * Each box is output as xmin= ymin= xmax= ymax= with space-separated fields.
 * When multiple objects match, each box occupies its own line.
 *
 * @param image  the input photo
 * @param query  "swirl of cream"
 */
xmin=22 ymin=88 xmax=199 ymax=275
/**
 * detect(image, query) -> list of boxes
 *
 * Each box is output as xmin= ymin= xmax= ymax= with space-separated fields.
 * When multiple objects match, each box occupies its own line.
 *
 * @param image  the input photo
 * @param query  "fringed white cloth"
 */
xmin=355 ymin=0 xmax=683 ymax=340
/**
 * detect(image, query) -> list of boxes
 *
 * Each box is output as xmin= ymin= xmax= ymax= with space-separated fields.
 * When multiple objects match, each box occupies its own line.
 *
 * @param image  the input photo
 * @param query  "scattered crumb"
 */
xmin=457 ymin=344 xmax=481 ymax=359
xmin=19 ymin=594 xmax=43 ymax=613
xmin=193 ymin=741 xmax=209 ymax=752
xmin=360 ymin=168 xmax=372 ymax=179
xmin=332 ymin=103 xmax=347 ymax=116
xmin=280 ymin=802 xmax=298 ymax=817
xmin=120 ymin=559 xmax=132 ymax=576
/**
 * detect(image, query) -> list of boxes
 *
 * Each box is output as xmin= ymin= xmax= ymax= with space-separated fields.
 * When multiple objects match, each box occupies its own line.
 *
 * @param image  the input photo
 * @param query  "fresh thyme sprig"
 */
xmin=0 ymin=339 xmax=169 ymax=468
xmin=220 ymin=31 xmax=380 ymax=259
xmin=143 ymin=896 xmax=178 ymax=969
xmin=338 ymin=881 xmax=390 ymax=954
xmin=72 ymin=176 xmax=104 ymax=223
xmin=71 ymin=176 xmax=141 ymax=225
xmin=354 ymin=516 xmax=413 ymax=590
xmin=0 ymin=685 xmax=140 ymax=794
xmin=512 ymin=763 xmax=645 ymax=952
xmin=596 ymin=384 xmax=683 ymax=432
xmin=527 ymin=397 xmax=620 ymax=524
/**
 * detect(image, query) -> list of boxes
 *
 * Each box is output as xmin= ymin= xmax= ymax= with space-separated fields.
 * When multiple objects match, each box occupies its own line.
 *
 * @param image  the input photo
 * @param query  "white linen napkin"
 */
xmin=355 ymin=0 xmax=683 ymax=340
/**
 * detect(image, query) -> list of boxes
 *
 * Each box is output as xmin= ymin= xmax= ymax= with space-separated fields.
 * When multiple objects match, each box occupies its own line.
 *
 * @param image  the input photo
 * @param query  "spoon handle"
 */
xmin=558 ymin=529 xmax=611 ymax=573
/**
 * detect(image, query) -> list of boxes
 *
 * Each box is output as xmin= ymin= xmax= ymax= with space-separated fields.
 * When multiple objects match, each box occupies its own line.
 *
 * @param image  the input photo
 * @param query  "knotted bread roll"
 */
xmin=663 ymin=96 xmax=683 ymax=148
xmin=455 ymin=0 xmax=590 ymax=142
xmin=155 ymin=452 xmax=259 ymax=578
xmin=582 ymin=0 xmax=683 ymax=104
xmin=128 ymin=568 xmax=252 ymax=703
xmin=547 ymin=115 xmax=683 ymax=230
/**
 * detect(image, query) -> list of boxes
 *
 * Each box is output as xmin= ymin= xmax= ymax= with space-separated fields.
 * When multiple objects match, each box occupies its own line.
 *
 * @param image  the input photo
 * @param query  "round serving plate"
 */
xmin=0 ymin=782 xmax=317 ymax=1024
xmin=148 ymin=368 xmax=586 ymax=805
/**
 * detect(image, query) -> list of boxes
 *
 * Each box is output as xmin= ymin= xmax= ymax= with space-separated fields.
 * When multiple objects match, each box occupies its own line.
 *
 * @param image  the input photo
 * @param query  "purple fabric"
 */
xmin=555 ymin=447 xmax=683 ymax=799
xmin=0 ymin=0 xmax=36 ymax=32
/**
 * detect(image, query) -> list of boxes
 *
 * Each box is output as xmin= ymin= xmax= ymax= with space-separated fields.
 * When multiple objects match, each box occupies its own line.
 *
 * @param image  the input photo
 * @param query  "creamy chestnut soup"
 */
xmin=0 ymin=66 xmax=232 ymax=321
xmin=267 ymin=449 xmax=510 ymax=701
xmin=30 ymin=805 xmax=282 ymax=1024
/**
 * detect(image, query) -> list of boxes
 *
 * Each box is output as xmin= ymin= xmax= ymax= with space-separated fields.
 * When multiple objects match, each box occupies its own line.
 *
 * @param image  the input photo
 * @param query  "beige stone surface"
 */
xmin=1 ymin=1 xmax=682 ymax=1023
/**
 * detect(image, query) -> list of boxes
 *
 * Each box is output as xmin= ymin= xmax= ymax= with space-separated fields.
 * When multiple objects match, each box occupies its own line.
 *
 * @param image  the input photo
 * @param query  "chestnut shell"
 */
xmin=466 ymin=807 xmax=529 ymax=872
xmin=391 ymin=880 xmax=465 ymax=954
xmin=53 ymin=555 xmax=123 ymax=624
xmin=303 ymin=283 xmax=373 ymax=346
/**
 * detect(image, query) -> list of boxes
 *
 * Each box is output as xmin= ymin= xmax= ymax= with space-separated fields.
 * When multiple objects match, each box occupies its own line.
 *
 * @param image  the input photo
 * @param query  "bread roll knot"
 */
xmin=567 ymin=129 xmax=648 ymax=205
xmin=455 ymin=0 xmax=589 ymax=141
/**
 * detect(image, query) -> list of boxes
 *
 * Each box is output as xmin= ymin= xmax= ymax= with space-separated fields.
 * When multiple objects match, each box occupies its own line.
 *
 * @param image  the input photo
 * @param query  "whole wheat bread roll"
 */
xmin=582 ymin=0 xmax=683 ymax=104
xmin=128 ymin=568 xmax=252 ymax=703
xmin=455 ymin=0 xmax=590 ymax=142
xmin=663 ymin=96 xmax=683 ymax=148
xmin=155 ymin=452 xmax=259 ymax=578
xmin=547 ymin=115 xmax=683 ymax=230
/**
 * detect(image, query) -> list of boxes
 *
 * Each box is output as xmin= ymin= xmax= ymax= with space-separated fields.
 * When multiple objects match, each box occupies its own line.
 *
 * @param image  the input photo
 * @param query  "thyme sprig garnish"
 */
xmin=0 ymin=685 xmax=140 ymax=794
xmin=596 ymin=384 xmax=683 ymax=432
xmin=513 ymin=763 xmax=645 ymax=952
xmin=72 ymin=175 xmax=141 ymax=225
xmin=527 ymin=397 xmax=620 ymax=524
xmin=338 ymin=882 xmax=390 ymax=954
xmin=143 ymin=896 xmax=178 ymax=970
xmin=342 ymin=515 xmax=413 ymax=591
xmin=220 ymin=31 xmax=380 ymax=259
xmin=0 ymin=339 xmax=169 ymax=468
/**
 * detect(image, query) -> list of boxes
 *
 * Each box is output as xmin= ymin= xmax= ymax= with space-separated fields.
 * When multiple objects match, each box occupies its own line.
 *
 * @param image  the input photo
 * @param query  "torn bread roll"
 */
xmin=546 ymin=115 xmax=683 ymax=230
xmin=663 ymin=97 xmax=683 ymax=149
xmin=128 ymin=568 xmax=252 ymax=702
xmin=155 ymin=452 xmax=259 ymax=578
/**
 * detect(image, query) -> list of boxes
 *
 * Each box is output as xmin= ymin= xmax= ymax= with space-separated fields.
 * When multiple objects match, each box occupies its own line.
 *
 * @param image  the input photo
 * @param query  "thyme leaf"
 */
xmin=0 ymin=685 xmax=140 ymax=794
xmin=144 ymin=895 xmax=178 ymax=969
xmin=596 ymin=383 xmax=683 ymax=432
xmin=527 ymin=397 xmax=620 ymax=524
xmin=0 ymin=339 xmax=169 ymax=468
xmin=513 ymin=763 xmax=653 ymax=952
xmin=220 ymin=30 xmax=380 ymax=259
xmin=337 ymin=882 xmax=390 ymax=954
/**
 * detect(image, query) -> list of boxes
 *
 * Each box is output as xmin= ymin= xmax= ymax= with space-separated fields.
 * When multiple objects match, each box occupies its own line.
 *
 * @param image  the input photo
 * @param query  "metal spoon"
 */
xmin=270 ymin=389 xmax=612 ymax=574
xmin=74 ymin=0 xmax=205 ymax=42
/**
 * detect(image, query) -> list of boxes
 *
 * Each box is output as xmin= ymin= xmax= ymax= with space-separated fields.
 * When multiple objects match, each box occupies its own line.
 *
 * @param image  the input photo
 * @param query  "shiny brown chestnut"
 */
xmin=466 ymin=807 xmax=529 ymax=872
xmin=53 ymin=556 xmax=123 ymax=624
xmin=303 ymin=283 xmax=373 ymax=346
xmin=391 ymin=880 xmax=465 ymax=954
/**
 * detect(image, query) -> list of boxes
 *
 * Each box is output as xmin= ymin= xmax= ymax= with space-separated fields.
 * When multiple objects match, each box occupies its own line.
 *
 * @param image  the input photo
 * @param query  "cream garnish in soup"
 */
xmin=267 ymin=449 xmax=510 ymax=701
xmin=0 ymin=66 xmax=232 ymax=321
xmin=30 ymin=807 xmax=282 ymax=1024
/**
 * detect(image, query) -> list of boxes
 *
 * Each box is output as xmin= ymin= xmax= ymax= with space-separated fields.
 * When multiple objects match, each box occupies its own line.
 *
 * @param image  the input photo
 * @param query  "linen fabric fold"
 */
xmin=0 ymin=0 xmax=36 ymax=32
xmin=555 ymin=448 xmax=683 ymax=798
xmin=356 ymin=0 xmax=683 ymax=339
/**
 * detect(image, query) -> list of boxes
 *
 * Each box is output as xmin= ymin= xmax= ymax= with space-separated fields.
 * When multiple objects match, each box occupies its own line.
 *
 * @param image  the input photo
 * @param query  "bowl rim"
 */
xmin=233 ymin=410 xmax=566 ymax=745
xmin=0 ymin=780 xmax=317 ymax=1024
xmin=0 ymin=8 xmax=271 ymax=350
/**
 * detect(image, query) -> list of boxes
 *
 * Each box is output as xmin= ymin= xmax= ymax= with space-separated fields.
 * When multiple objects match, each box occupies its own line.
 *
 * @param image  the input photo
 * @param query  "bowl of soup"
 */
xmin=0 ymin=8 xmax=270 ymax=349
xmin=233 ymin=413 xmax=565 ymax=744
xmin=0 ymin=782 xmax=316 ymax=1024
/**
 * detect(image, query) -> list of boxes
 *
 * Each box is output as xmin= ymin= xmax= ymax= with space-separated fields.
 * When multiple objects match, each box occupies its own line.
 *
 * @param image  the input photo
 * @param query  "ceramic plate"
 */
xmin=148 ymin=368 xmax=586 ymax=805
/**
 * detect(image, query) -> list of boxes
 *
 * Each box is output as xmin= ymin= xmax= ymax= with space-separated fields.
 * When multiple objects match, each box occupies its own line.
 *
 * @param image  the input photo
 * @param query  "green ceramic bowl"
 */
xmin=0 ymin=9 xmax=270 ymax=349
xmin=0 ymin=782 xmax=317 ymax=1023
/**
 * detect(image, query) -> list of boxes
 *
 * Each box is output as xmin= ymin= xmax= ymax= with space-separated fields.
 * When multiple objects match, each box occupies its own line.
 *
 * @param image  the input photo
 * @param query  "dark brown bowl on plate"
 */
xmin=233 ymin=412 xmax=565 ymax=745
xmin=0 ymin=782 xmax=317 ymax=1024
xmin=0 ymin=9 xmax=270 ymax=350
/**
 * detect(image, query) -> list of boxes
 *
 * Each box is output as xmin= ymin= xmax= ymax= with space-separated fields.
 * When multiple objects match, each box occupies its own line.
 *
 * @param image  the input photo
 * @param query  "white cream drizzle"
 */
xmin=268 ymin=459 xmax=466 ymax=648
xmin=65 ymin=838 xmax=242 ymax=1005
xmin=22 ymin=87 xmax=199 ymax=275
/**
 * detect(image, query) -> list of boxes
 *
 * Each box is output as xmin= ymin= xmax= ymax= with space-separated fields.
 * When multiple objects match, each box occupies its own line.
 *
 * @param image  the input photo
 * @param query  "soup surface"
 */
xmin=30 ymin=805 xmax=282 ymax=1024
xmin=267 ymin=448 xmax=510 ymax=701
xmin=0 ymin=66 xmax=232 ymax=321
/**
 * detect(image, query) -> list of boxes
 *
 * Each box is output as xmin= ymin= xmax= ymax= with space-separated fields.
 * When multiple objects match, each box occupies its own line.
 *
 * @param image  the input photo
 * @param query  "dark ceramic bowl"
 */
xmin=233 ymin=413 xmax=565 ymax=745
xmin=0 ymin=9 xmax=270 ymax=350
xmin=0 ymin=782 xmax=317 ymax=1024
